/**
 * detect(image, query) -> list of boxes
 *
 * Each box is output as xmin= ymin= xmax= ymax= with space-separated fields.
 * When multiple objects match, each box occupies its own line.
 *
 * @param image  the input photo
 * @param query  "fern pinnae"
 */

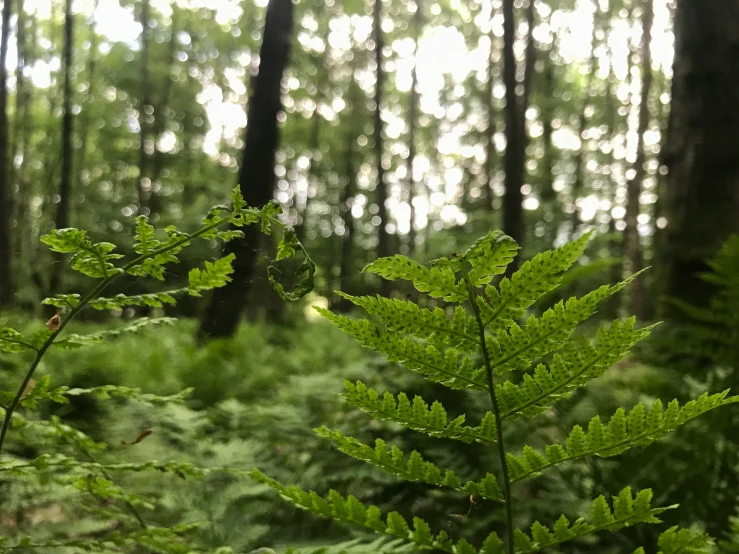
xmin=315 ymin=427 xmax=503 ymax=501
xmin=342 ymin=380 xmax=498 ymax=445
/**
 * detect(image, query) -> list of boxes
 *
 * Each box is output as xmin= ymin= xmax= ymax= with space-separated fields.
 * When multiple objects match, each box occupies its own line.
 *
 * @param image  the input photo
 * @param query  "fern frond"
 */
xmin=333 ymin=294 xmax=479 ymax=351
xmin=460 ymin=230 xmax=519 ymax=287
xmin=317 ymin=312 xmax=486 ymax=390
xmin=633 ymin=526 xmax=715 ymax=554
xmin=498 ymin=318 xmax=655 ymax=420
xmin=342 ymin=381 xmax=497 ymax=445
xmin=43 ymin=290 xmax=185 ymax=310
xmin=363 ymin=256 xmax=466 ymax=302
xmin=476 ymin=232 xmax=593 ymax=334
xmin=316 ymin=427 xmax=503 ymax=501
xmin=484 ymin=274 xmax=644 ymax=374
xmin=507 ymin=391 xmax=739 ymax=482
xmin=479 ymin=487 xmax=672 ymax=554
xmin=250 ymin=469 xmax=467 ymax=553
xmin=286 ymin=537 xmax=415 ymax=554
xmin=52 ymin=317 xmax=177 ymax=349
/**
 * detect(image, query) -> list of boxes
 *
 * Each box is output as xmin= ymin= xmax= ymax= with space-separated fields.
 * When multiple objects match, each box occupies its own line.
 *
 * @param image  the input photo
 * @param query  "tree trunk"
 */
xmin=623 ymin=0 xmax=653 ymax=320
xmin=12 ymin=0 xmax=30 ymax=278
xmin=373 ymin=0 xmax=390 ymax=294
xmin=0 ymin=0 xmax=13 ymax=305
xmin=198 ymin=0 xmax=294 ymax=340
xmin=660 ymin=0 xmax=739 ymax=316
xmin=137 ymin=0 xmax=152 ymax=216
xmin=569 ymin=1 xmax=598 ymax=239
xmin=49 ymin=0 xmax=75 ymax=296
xmin=76 ymin=0 xmax=99 ymax=187
xmin=406 ymin=0 xmax=421 ymax=251
xmin=484 ymin=5 xmax=496 ymax=211
xmin=502 ymin=0 xmax=534 ymax=266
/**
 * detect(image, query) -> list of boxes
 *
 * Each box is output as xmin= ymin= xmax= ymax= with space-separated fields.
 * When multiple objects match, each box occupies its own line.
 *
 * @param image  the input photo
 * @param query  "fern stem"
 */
xmin=462 ymin=267 xmax=514 ymax=554
xmin=0 ymin=207 xmax=270 ymax=457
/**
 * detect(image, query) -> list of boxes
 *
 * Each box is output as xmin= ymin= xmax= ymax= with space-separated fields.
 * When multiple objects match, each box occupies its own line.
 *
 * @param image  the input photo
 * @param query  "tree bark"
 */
xmin=373 ymin=0 xmax=390 ymax=294
xmin=198 ymin=0 xmax=293 ymax=340
xmin=49 ymin=0 xmax=75 ymax=296
xmin=569 ymin=1 xmax=598 ymax=239
xmin=484 ymin=5 xmax=496 ymax=211
xmin=0 ymin=0 xmax=13 ymax=305
xmin=137 ymin=0 xmax=152 ymax=216
xmin=406 ymin=0 xmax=421 ymax=250
xmin=502 ymin=0 xmax=534 ymax=267
xmin=76 ymin=0 xmax=99 ymax=187
xmin=623 ymin=0 xmax=653 ymax=320
xmin=660 ymin=0 xmax=739 ymax=317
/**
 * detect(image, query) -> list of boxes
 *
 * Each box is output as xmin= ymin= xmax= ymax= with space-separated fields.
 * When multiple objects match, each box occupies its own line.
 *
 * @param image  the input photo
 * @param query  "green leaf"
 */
xmin=41 ymin=228 xmax=124 ymax=278
xmin=0 ymin=327 xmax=37 ymax=353
xmin=188 ymin=254 xmax=236 ymax=296
xmin=315 ymin=427 xmax=502 ymax=501
xmin=53 ymin=317 xmax=177 ymax=349
xmin=462 ymin=230 xmax=519 ymax=287
xmin=268 ymin=234 xmax=316 ymax=302
xmin=363 ymin=256 xmax=466 ymax=302
xmin=655 ymin=526 xmax=715 ymax=554
xmin=341 ymin=380 xmax=496 ymax=445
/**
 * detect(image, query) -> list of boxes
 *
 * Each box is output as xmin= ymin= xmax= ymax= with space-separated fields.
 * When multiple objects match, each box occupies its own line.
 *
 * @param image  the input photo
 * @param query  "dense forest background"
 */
xmin=1 ymin=0 xmax=739 ymax=551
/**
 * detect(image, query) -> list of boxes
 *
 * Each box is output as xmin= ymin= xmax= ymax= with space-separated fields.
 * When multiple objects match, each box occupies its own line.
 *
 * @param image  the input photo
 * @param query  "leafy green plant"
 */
xmin=253 ymin=231 xmax=732 ymax=554
xmin=0 ymin=188 xmax=314 ymax=553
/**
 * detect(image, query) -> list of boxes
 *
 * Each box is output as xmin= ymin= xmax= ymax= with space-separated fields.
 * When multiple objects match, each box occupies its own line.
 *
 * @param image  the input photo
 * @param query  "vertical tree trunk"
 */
xmin=660 ymin=0 xmax=739 ymax=316
xmin=137 ymin=0 xmax=152 ymax=216
xmin=13 ymin=0 xmax=31 ymax=274
xmin=569 ymin=1 xmax=598 ymax=239
xmin=484 ymin=3 xmax=496 ymax=211
xmin=198 ymin=0 xmax=294 ymax=340
xmin=49 ymin=0 xmax=75 ymax=296
xmin=373 ymin=0 xmax=390 ymax=294
xmin=502 ymin=0 xmax=534 ymax=267
xmin=75 ymin=0 xmax=99 ymax=186
xmin=406 ymin=0 xmax=421 ymax=251
xmin=0 ymin=0 xmax=13 ymax=305
xmin=623 ymin=0 xmax=653 ymax=319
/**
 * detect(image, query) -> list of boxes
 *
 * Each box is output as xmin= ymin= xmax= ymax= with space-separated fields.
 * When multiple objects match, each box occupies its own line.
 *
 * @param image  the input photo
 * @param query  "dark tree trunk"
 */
xmin=137 ymin=0 xmax=152 ymax=216
xmin=624 ymin=0 xmax=653 ymax=320
xmin=295 ymin=95 xmax=321 ymax=243
xmin=502 ymin=0 xmax=534 ymax=267
xmin=373 ymin=0 xmax=390 ymax=294
xmin=406 ymin=0 xmax=421 ymax=251
xmin=198 ymin=0 xmax=293 ymax=340
xmin=660 ymin=0 xmax=739 ymax=317
xmin=0 ymin=0 xmax=13 ymax=305
xmin=49 ymin=0 xmax=75 ymax=296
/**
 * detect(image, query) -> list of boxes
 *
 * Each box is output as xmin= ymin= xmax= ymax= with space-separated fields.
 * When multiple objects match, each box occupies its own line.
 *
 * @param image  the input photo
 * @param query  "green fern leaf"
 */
xmin=498 ymin=318 xmax=655 ymax=420
xmin=652 ymin=526 xmax=715 ymax=554
xmin=461 ymin=230 xmax=519 ymax=287
xmin=52 ymin=317 xmax=177 ymax=349
xmin=188 ymin=254 xmax=236 ymax=296
xmin=363 ymin=256 xmax=466 ymax=302
xmin=0 ymin=327 xmax=37 ymax=353
xmin=335 ymin=293 xmax=479 ymax=351
xmin=317 ymin=312 xmax=486 ymax=390
xmin=507 ymin=391 xmax=738 ymax=482
xmin=341 ymin=381 xmax=496 ymax=445
xmin=476 ymin=232 xmax=593 ymax=334
xmin=250 ymin=469 xmax=471 ymax=553
xmin=41 ymin=228 xmax=124 ymax=278
xmin=484 ymin=273 xmax=645 ymax=374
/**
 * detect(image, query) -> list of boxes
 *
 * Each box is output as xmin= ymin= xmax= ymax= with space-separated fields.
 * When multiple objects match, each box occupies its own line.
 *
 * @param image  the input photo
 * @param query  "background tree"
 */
xmin=0 ymin=0 xmax=13 ymax=305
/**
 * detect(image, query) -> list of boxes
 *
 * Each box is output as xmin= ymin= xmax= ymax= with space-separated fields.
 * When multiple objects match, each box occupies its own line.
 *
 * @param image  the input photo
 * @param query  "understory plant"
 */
xmin=0 ymin=188 xmax=313 ymax=553
xmin=252 ymin=230 xmax=736 ymax=553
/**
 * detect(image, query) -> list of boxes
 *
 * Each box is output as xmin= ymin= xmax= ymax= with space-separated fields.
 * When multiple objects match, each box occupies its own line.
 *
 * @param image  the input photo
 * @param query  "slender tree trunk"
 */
xmin=12 ymin=0 xmax=28 ymax=270
xmin=198 ymin=0 xmax=294 ymax=340
xmin=137 ymin=0 xmax=152 ymax=216
xmin=623 ymin=0 xmax=653 ymax=319
xmin=660 ymin=0 xmax=739 ymax=317
xmin=337 ymin=67 xmax=359 ymax=311
xmin=570 ymin=1 xmax=598 ymax=239
xmin=49 ymin=0 xmax=75 ymax=296
xmin=150 ymin=5 xmax=179 ymax=190
xmin=76 ymin=0 xmax=99 ymax=186
xmin=373 ymin=0 xmax=390 ymax=294
xmin=502 ymin=0 xmax=534 ymax=267
xmin=484 ymin=3 xmax=496 ymax=211
xmin=0 ymin=0 xmax=13 ymax=305
xmin=406 ymin=0 xmax=421 ymax=251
